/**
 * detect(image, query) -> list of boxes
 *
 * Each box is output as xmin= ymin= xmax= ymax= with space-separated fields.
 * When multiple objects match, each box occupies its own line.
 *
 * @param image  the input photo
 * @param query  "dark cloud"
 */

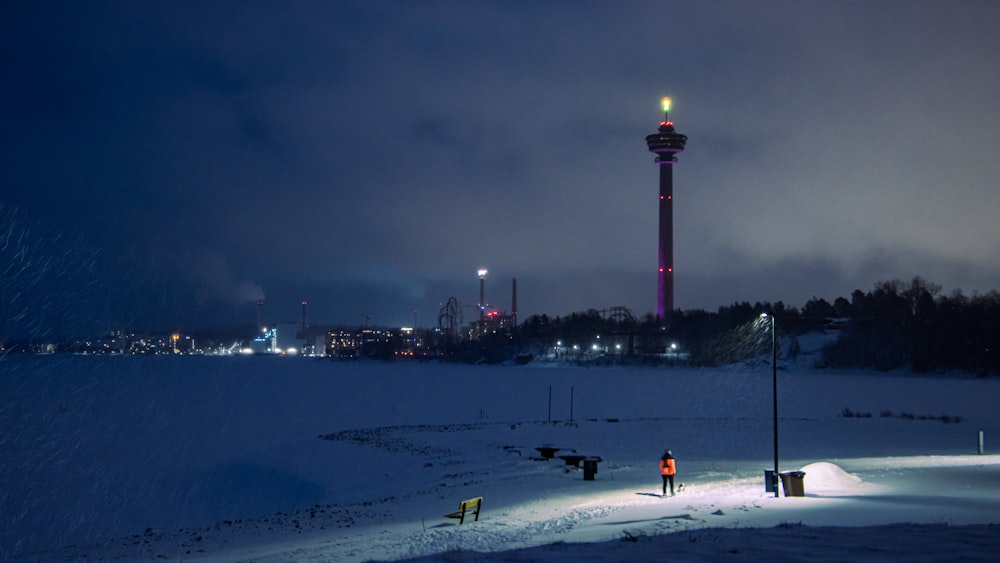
xmin=2 ymin=1 xmax=999 ymax=336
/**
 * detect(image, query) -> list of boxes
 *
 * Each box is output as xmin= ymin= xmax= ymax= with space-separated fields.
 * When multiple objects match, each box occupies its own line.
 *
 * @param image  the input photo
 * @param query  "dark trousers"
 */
xmin=662 ymin=474 xmax=674 ymax=495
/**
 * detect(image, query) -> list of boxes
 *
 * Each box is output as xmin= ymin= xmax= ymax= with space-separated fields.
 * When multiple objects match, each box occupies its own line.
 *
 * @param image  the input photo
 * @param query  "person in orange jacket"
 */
xmin=659 ymin=449 xmax=676 ymax=497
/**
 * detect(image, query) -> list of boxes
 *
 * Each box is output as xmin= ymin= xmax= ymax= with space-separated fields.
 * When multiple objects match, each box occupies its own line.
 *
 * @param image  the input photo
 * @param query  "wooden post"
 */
xmin=979 ymin=430 xmax=984 ymax=455
xmin=548 ymin=386 xmax=552 ymax=422
xmin=570 ymin=386 xmax=575 ymax=424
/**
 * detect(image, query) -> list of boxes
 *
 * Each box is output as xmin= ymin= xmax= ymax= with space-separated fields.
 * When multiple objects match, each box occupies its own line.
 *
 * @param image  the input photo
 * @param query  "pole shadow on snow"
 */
xmin=604 ymin=513 xmax=698 ymax=526
xmin=812 ymin=492 xmax=1000 ymax=511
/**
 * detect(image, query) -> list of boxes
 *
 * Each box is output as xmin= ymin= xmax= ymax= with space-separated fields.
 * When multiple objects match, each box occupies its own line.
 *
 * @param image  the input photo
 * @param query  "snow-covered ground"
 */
xmin=2 ymin=345 xmax=999 ymax=561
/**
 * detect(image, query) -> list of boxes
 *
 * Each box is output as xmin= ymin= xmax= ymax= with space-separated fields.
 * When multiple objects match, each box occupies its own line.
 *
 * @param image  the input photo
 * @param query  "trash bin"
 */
xmin=780 ymin=471 xmax=806 ymax=497
xmin=583 ymin=457 xmax=599 ymax=481
xmin=764 ymin=469 xmax=777 ymax=493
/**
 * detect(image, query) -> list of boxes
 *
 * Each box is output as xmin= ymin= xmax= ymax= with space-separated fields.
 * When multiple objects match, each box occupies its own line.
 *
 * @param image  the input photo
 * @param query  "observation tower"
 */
xmin=645 ymin=97 xmax=687 ymax=321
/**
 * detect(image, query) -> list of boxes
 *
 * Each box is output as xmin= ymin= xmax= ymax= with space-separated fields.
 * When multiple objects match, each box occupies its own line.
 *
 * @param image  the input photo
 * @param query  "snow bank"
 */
xmin=797 ymin=461 xmax=865 ymax=493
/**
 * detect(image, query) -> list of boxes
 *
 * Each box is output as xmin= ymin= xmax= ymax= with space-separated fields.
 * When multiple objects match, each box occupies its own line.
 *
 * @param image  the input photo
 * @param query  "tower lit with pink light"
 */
xmin=645 ymin=97 xmax=688 ymax=321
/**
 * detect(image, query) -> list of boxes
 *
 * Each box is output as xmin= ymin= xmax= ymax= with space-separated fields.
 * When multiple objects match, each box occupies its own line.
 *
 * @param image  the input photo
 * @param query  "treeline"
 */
xmin=511 ymin=277 xmax=999 ymax=376
xmin=817 ymin=278 xmax=999 ymax=375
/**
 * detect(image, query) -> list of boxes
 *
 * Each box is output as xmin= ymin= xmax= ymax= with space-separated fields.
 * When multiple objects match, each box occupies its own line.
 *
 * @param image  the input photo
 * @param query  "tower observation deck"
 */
xmin=645 ymin=97 xmax=688 ymax=321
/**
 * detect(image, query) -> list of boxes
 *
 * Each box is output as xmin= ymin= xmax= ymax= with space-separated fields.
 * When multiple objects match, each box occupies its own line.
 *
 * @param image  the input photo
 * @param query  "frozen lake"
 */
xmin=2 ymin=354 xmax=999 ymax=560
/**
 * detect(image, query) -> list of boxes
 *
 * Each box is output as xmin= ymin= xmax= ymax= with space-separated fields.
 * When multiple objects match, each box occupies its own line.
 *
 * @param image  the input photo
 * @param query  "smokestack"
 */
xmin=477 ymin=269 xmax=488 ymax=326
xmin=301 ymin=300 xmax=308 ymax=331
xmin=257 ymin=300 xmax=264 ymax=331
xmin=512 ymin=278 xmax=517 ymax=330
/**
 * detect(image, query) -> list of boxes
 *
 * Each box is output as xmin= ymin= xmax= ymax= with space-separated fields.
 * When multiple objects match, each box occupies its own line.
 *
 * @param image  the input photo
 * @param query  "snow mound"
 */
xmin=798 ymin=462 xmax=864 ymax=492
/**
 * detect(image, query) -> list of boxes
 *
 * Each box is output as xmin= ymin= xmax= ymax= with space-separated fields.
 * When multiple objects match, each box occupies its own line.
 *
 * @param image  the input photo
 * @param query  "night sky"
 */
xmin=3 ymin=1 xmax=999 ymax=337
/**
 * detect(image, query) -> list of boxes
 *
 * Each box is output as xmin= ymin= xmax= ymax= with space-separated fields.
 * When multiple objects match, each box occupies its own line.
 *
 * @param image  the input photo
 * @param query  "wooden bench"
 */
xmin=444 ymin=496 xmax=482 ymax=524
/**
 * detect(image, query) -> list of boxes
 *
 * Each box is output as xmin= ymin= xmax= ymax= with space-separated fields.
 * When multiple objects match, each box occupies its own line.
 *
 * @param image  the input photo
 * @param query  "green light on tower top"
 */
xmin=662 ymin=97 xmax=671 ymax=113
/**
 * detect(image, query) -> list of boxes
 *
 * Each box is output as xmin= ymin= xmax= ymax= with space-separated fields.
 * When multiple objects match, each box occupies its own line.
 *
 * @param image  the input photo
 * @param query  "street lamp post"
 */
xmin=761 ymin=313 xmax=779 ymax=497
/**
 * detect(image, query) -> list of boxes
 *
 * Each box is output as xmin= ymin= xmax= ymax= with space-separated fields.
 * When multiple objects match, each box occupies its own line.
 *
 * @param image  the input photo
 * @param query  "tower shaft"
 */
xmin=645 ymin=106 xmax=687 ymax=321
xmin=657 ymin=164 xmax=675 ymax=319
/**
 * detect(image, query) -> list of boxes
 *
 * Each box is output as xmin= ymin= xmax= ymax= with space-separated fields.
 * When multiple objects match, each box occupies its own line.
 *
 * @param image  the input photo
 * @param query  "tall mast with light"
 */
xmin=645 ymin=97 xmax=688 ymax=321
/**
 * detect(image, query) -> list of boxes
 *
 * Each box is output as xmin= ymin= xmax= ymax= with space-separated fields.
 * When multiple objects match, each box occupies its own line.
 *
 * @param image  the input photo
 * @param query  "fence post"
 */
xmin=979 ymin=430 xmax=984 ymax=455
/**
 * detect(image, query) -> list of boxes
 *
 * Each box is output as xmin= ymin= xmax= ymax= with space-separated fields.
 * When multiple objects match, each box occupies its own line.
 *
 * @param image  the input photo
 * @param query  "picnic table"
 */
xmin=557 ymin=454 xmax=587 ymax=467
xmin=535 ymin=445 xmax=560 ymax=459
